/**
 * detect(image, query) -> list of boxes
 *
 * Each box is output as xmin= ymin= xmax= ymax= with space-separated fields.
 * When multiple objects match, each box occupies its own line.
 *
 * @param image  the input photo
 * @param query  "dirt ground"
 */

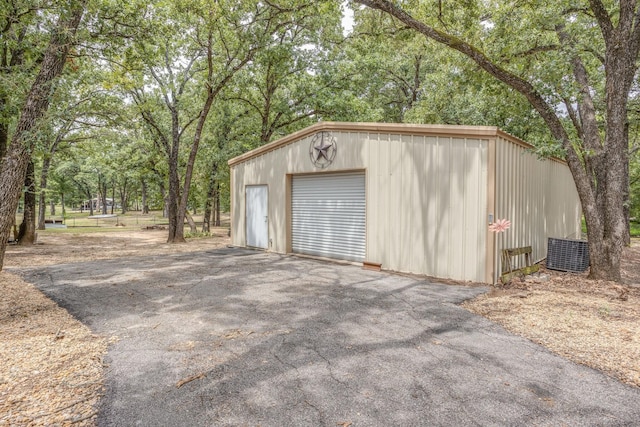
xmin=464 ymin=241 xmax=640 ymax=388
xmin=1 ymin=230 xmax=638 ymax=426
xmin=3 ymin=228 xmax=231 ymax=268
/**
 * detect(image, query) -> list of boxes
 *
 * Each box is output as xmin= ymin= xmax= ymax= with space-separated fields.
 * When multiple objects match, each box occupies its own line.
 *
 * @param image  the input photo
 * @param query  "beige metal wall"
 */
xmin=230 ymin=123 xmax=490 ymax=282
xmin=493 ymin=134 xmax=582 ymax=281
xmin=364 ymin=132 xmax=489 ymax=282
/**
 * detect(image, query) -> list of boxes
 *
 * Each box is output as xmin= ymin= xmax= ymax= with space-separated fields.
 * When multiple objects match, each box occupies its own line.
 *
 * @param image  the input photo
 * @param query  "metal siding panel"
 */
xmin=448 ymin=138 xmax=466 ymax=279
xmin=376 ymin=133 xmax=391 ymax=266
xmin=366 ymin=133 xmax=378 ymax=262
xmin=479 ymin=140 xmax=489 ymax=281
xmin=270 ymin=148 xmax=285 ymax=252
xmin=495 ymin=138 xmax=508 ymax=275
xmin=231 ymin=165 xmax=242 ymax=246
xmin=463 ymin=139 xmax=484 ymax=282
xmin=494 ymin=136 xmax=581 ymax=274
xmin=425 ymin=136 xmax=438 ymax=275
xmin=388 ymin=135 xmax=402 ymax=270
xmin=291 ymin=172 xmax=366 ymax=262
xmin=435 ymin=137 xmax=451 ymax=278
xmin=401 ymin=134 xmax=415 ymax=271
xmin=364 ymin=134 xmax=378 ymax=262
xmin=413 ymin=136 xmax=427 ymax=274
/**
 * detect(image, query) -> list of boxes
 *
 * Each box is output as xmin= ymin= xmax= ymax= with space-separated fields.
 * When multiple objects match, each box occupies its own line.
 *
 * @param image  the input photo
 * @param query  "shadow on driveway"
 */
xmin=20 ymin=248 xmax=640 ymax=426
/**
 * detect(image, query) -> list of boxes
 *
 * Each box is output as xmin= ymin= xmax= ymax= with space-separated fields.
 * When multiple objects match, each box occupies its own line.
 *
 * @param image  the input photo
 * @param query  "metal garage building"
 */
xmin=228 ymin=122 xmax=581 ymax=284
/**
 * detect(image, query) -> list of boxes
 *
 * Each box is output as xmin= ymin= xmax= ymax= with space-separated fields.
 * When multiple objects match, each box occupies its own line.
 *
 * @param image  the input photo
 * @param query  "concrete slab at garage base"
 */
xmin=20 ymin=248 xmax=640 ymax=426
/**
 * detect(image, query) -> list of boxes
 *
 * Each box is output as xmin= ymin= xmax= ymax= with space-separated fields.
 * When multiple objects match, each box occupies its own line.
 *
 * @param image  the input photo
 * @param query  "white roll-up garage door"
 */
xmin=292 ymin=172 xmax=365 ymax=262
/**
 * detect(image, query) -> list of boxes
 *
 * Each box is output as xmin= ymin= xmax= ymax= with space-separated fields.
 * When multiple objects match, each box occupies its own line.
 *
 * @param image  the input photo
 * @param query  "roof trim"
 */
xmin=228 ymin=122 xmax=564 ymax=166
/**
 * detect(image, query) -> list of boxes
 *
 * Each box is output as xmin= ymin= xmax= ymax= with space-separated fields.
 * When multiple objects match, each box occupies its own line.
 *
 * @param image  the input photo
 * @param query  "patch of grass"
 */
xmin=184 ymin=231 xmax=211 ymax=239
xmin=44 ymin=227 xmax=126 ymax=234
xmin=16 ymin=210 xmax=229 ymax=235
xmin=18 ymin=210 xmax=171 ymax=232
xmin=581 ymin=217 xmax=640 ymax=238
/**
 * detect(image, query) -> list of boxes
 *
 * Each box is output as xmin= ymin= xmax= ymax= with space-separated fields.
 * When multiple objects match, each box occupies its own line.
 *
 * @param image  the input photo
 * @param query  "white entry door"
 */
xmin=246 ymin=185 xmax=268 ymax=249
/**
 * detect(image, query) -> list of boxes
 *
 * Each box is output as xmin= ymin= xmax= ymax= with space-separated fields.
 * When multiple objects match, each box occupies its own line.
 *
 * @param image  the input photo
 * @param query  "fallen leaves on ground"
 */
xmin=463 ymin=249 xmax=640 ymax=388
xmin=0 ymin=272 xmax=107 ymax=426
xmin=1 ymin=229 xmax=230 ymax=426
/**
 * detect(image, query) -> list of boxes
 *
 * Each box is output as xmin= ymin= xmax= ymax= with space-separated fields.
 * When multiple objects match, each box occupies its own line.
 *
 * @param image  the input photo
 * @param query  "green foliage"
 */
xmin=630 ymin=149 xmax=640 ymax=221
xmin=340 ymin=5 xmax=557 ymax=146
xmin=184 ymin=230 xmax=211 ymax=239
xmin=5 ymin=0 xmax=637 ymax=251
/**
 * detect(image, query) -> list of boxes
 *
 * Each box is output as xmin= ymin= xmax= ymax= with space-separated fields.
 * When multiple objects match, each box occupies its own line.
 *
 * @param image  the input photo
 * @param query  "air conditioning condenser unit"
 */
xmin=546 ymin=238 xmax=589 ymax=273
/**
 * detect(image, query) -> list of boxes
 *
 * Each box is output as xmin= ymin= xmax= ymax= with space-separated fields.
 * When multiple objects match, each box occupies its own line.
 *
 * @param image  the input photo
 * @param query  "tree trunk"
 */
xmin=98 ymin=177 xmax=107 ymax=214
xmin=202 ymin=200 xmax=211 ymax=233
xmin=84 ymin=188 xmax=94 ymax=216
xmin=214 ymin=183 xmax=221 ymax=227
xmin=37 ymin=189 xmax=47 ymax=230
xmin=17 ymin=161 xmax=37 ymax=245
xmin=202 ymin=162 xmax=217 ymax=233
xmin=166 ymin=98 xmax=184 ymax=242
xmin=60 ymin=193 xmax=65 ymax=216
xmin=185 ymin=211 xmax=197 ymax=233
xmin=0 ymin=3 xmax=85 ymax=269
xmin=111 ymin=179 xmax=115 ymax=214
xmin=623 ymin=146 xmax=631 ymax=246
xmin=166 ymin=30 xmax=252 ymax=243
xmin=37 ymin=156 xmax=52 ymax=230
xmin=141 ymin=179 xmax=149 ymax=214
xmin=159 ymin=182 xmax=168 ymax=218
xmin=0 ymin=123 xmax=7 ymax=161
xmin=167 ymin=137 xmax=184 ymax=242
xmin=119 ymin=178 xmax=128 ymax=214
xmin=50 ymin=199 xmax=55 ymax=215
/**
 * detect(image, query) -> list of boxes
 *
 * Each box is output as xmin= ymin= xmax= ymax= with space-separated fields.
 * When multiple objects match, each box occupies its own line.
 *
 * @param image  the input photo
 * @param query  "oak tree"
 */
xmin=355 ymin=0 xmax=640 ymax=281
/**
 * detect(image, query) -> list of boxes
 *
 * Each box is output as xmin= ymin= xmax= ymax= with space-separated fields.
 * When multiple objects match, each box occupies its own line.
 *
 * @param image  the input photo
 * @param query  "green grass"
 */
xmin=44 ymin=226 xmax=126 ymax=234
xmin=63 ymin=213 xmax=168 ymax=228
xmin=17 ymin=210 xmax=170 ymax=233
xmin=16 ymin=209 xmax=229 ymax=235
xmin=581 ymin=217 xmax=640 ymax=238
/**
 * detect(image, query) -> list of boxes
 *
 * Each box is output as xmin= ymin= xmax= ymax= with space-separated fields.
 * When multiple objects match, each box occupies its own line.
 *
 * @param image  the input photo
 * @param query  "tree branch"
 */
xmin=588 ymin=0 xmax=614 ymax=42
xmin=353 ymin=0 xmax=597 ymax=236
xmin=562 ymin=97 xmax=583 ymax=140
xmin=556 ymin=25 xmax=602 ymax=152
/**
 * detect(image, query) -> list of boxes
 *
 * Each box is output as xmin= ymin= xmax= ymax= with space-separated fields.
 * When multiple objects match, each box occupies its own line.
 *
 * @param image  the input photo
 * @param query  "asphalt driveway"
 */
xmin=20 ymin=248 xmax=640 ymax=426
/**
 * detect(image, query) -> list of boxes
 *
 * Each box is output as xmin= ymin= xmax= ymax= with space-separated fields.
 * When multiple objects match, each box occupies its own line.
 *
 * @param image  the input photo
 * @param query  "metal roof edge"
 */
xmin=228 ymin=122 xmax=565 ymax=166
xmin=495 ymin=128 xmax=567 ymax=165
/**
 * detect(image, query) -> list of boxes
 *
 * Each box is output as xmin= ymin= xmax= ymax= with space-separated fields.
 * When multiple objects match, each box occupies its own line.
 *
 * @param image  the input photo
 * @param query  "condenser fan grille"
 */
xmin=546 ymin=238 xmax=589 ymax=273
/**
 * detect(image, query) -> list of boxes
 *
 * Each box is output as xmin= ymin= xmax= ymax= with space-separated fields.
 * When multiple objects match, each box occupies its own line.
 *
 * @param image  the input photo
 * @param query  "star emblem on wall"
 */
xmin=309 ymin=131 xmax=337 ymax=169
